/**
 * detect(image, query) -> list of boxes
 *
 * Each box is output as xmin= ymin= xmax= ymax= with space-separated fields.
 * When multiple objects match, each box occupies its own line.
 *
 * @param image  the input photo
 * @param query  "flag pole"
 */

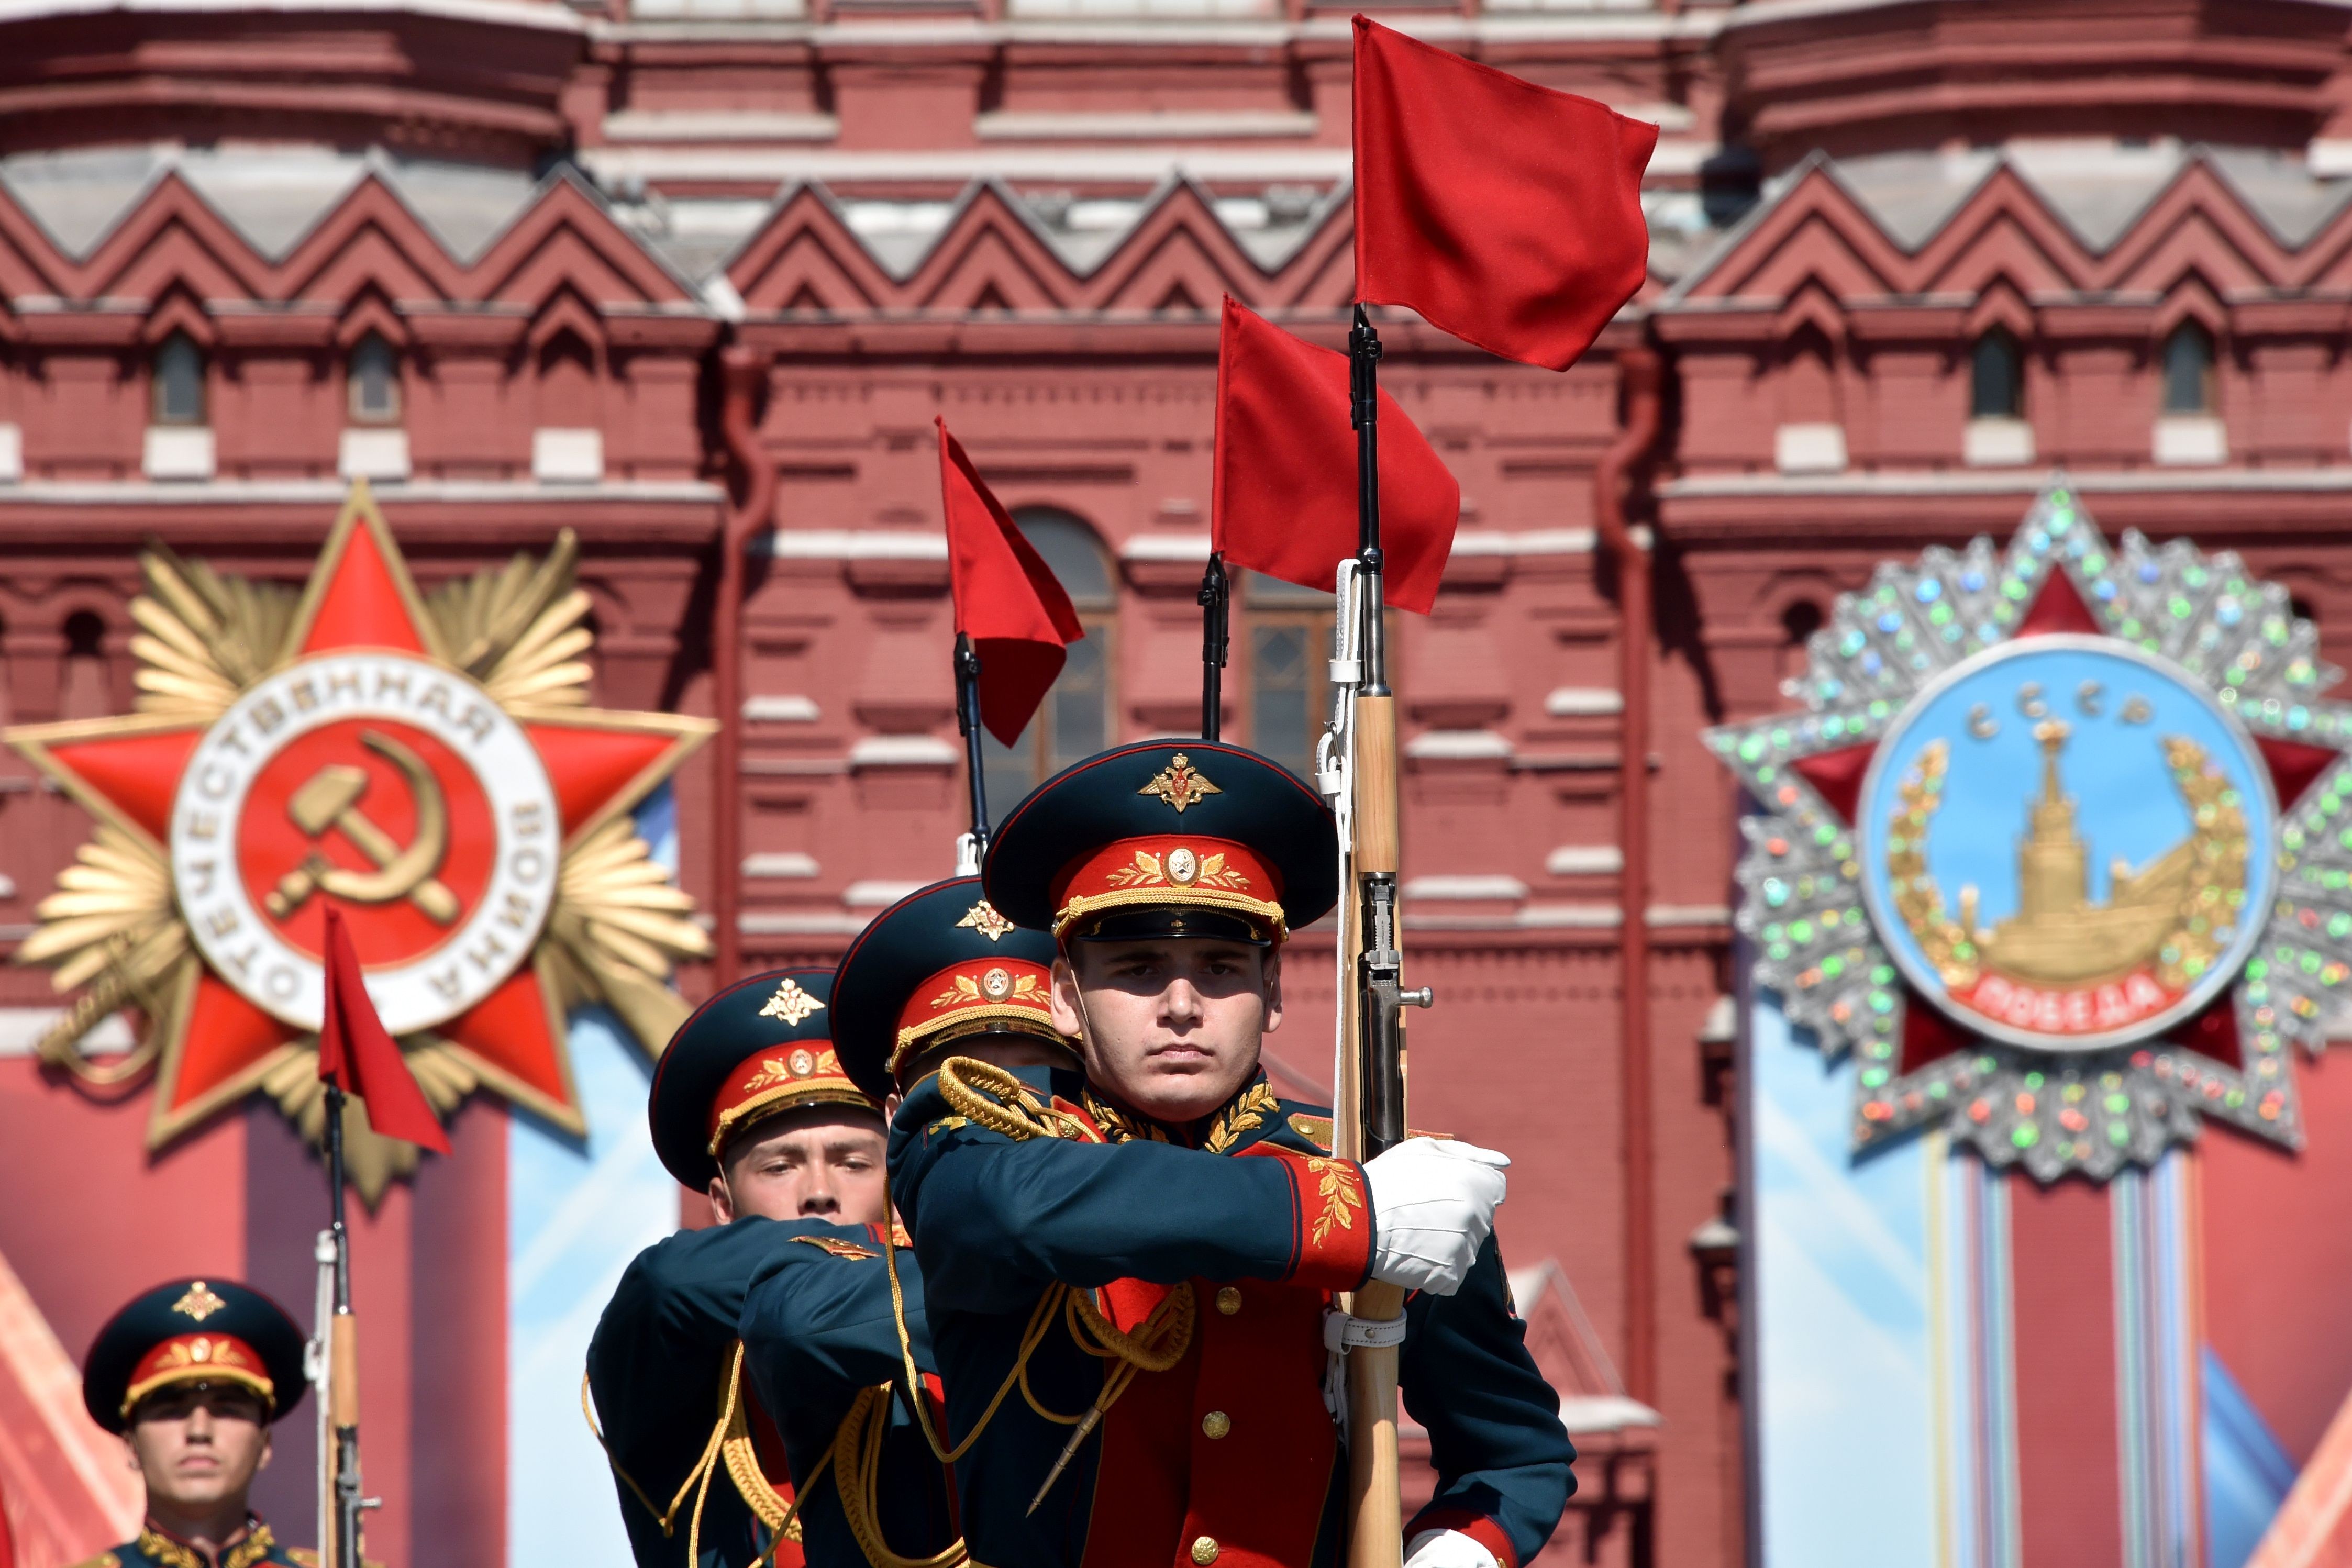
xmin=322 ymin=1081 xmax=365 ymax=1568
xmin=954 ymin=633 xmax=990 ymax=874
xmin=1197 ymin=552 xmax=1229 ymax=741
xmin=1337 ymin=302 xmax=1422 ymax=1568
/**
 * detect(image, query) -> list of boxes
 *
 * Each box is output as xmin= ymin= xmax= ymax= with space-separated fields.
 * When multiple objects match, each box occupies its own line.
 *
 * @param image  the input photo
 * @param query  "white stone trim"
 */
xmin=1962 ymin=416 xmax=2035 ymax=468
xmin=744 ymin=695 xmax=821 ymax=722
xmin=1544 ymin=845 xmax=1624 ymax=875
xmin=744 ymin=852 xmax=820 ymax=878
xmin=755 ymin=529 xmax=949 ymax=560
xmin=2153 ymin=415 xmax=2228 ymax=467
xmin=848 ymin=735 xmax=959 ymax=766
xmin=339 ymin=427 xmax=412 ymax=482
xmin=143 ymin=427 xmax=215 ymax=481
xmin=1773 ymin=422 xmax=1847 ymax=475
xmin=532 ymin=428 xmax=605 ymax=484
xmin=1544 ymin=687 xmax=1623 ymax=717
xmin=1404 ymin=729 xmax=1514 ymax=761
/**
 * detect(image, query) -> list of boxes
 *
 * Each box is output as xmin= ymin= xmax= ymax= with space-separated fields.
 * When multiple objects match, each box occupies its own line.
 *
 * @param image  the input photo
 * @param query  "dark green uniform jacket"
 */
xmin=890 ymin=1064 xmax=1573 ymax=1568
xmin=588 ymin=1222 xmax=945 ymax=1568
xmin=737 ymin=1221 xmax=960 ymax=1568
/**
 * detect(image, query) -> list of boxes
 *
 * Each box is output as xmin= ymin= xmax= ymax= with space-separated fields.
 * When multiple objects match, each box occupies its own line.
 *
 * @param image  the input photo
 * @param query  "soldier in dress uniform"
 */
xmin=77 ymin=1278 xmax=314 ymax=1568
xmin=590 ymin=966 xmax=942 ymax=1568
xmin=734 ymin=875 xmax=1080 ymax=1568
xmin=889 ymin=741 xmax=1574 ymax=1568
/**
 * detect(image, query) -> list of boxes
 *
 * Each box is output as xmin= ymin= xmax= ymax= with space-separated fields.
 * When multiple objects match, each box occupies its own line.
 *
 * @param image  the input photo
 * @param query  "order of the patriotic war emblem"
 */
xmin=1712 ymin=486 xmax=2352 ymax=1180
xmin=5 ymin=486 xmax=712 ymax=1195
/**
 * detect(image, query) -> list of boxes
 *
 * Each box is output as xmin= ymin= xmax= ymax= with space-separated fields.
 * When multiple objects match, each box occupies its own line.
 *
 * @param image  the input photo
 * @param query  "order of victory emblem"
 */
xmin=1712 ymin=486 xmax=2352 ymax=1180
xmin=6 ymin=485 xmax=713 ymax=1194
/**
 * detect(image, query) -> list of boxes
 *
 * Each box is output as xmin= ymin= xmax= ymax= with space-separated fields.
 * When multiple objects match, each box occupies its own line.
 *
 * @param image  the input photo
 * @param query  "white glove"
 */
xmin=1405 ymin=1530 xmax=1499 ymax=1568
xmin=1363 ymin=1136 xmax=1508 ymax=1297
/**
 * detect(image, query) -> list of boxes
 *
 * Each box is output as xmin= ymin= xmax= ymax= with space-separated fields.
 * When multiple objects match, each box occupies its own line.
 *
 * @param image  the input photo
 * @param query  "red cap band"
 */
xmin=891 ymin=957 xmax=1063 ymax=1075
xmin=1048 ymin=836 xmax=1286 ymax=938
xmin=124 ymin=1333 xmax=272 ymax=1417
xmin=707 ymin=1041 xmax=875 ymax=1155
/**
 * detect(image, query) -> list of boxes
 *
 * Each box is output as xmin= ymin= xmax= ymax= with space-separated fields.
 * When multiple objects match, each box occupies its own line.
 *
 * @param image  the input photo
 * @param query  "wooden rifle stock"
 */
xmin=1339 ymin=692 xmax=1408 ymax=1568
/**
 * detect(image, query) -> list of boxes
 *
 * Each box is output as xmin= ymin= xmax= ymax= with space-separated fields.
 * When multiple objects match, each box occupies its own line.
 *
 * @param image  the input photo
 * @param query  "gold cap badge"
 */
xmin=958 ymin=900 xmax=1015 ymax=941
xmin=1140 ymin=753 xmax=1222 ymax=814
xmin=761 ymin=978 xmax=826 ymax=1027
xmin=172 ymin=1282 xmax=227 ymax=1323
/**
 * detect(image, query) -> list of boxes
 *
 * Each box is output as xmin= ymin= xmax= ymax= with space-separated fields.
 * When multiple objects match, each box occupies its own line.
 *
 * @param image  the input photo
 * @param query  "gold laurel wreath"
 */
xmin=23 ymin=530 xmax=709 ymax=1199
xmin=1885 ymin=735 xmax=2248 ymax=999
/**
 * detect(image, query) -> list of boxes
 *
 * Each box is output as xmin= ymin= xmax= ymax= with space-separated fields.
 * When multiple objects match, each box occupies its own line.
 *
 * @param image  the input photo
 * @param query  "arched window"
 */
xmin=348 ymin=333 xmax=400 ymax=425
xmin=979 ymin=509 xmax=1117 ymax=811
xmin=1244 ymin=571 xmax=1332 ymax=782
xmin=2162 ymin=321 xmax=2215 ymax=415
xmin=1970 ymin=328 xmax=2022 ymax=419
xmin=152 ymin=333 xmax=205 ymax=427
xmin=61 ymin=610 xmax=110 ymax=721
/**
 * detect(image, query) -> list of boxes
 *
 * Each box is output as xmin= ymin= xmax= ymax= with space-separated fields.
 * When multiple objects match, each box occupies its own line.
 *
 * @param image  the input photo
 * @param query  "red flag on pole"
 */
xmin=1212 ymin=297 xmax=1459 ymax=614
xmin=1352 ymin=15 xmax=1656 ymax=372
xmin=938 ymin=417 xmax=1086 ymax=746
xmin=317 ymin=906 xmax=451 ymax=1154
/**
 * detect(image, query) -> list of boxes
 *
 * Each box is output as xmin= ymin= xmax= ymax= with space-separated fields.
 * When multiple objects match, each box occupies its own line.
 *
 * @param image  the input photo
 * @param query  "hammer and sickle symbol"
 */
xmin=263 ymin=730 xmax=460 ymax=925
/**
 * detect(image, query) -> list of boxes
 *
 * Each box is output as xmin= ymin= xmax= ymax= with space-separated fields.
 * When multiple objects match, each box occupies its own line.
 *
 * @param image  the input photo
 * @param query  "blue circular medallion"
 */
xmin=1857 ymin=636 xmax=2277 ymax=1052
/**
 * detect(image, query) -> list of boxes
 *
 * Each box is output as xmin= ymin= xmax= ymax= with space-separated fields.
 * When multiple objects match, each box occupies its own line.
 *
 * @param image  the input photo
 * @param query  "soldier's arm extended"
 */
xmin=586 ymin=1219 xmax=804 ymax=1565
xmin=894 ymin=1089 xmax=1373 ymax=1313
xmin=736 ymin=1221 xmax=934 ymax=1405
xmin=1395 ymin=1236 xmax=1576 ymax=1568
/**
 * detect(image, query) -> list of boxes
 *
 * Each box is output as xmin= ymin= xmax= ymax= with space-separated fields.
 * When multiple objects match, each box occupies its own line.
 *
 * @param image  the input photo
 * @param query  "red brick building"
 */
xmin=4 ymin=4 xmax=2352 ymax=1567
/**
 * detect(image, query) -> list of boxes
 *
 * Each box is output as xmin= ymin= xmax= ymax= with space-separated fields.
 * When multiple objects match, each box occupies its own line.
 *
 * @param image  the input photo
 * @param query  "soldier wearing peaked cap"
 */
xmin=76 ymin=1278 xmax=314 ymax=1568
xmin=888 ymin=741 xmax=1573 ymax=1568
xmin=728 ymin=877 xmax=1081 ymax=1568
xmin=587 ymin=967 xmax=954 ymax=1568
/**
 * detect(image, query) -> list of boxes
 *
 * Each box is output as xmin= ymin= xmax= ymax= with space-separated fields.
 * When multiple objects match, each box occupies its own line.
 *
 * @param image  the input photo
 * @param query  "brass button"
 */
xmin=1215 ymin=1287 xmax=1242 ymax=1316
xmin=1201 ymin=1410 xmax=1231 ymax=1440
xmin=1191 ymin=1538 xmax=1220 ymax=1566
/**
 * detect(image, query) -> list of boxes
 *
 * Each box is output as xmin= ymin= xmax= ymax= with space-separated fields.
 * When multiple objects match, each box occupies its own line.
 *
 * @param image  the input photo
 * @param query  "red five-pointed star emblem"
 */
xmin=7 ymin=485 xmax=712 ymax=1164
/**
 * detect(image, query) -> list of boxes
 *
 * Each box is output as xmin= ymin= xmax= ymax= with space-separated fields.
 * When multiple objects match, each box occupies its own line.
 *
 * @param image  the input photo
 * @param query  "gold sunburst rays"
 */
xmin=128 ymin=545 xmax=298 ymax=718
xmin=18 ymin=826 xmax=187 ymax=1081
xmin=546 ymin=816 xmax=715 ymax=1054
xmin=426 ymin=530 xmax=597 ymax=708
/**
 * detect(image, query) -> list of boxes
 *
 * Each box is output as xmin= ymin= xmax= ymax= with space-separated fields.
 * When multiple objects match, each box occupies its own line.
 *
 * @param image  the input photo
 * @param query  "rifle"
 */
xmin=310 ymin=1087 xmax=379 ymax=1568
xmin=1317 ymin=306 xmax=1433 ymax=1568
xmin=953 ymin=632 xmax=990 ymax=874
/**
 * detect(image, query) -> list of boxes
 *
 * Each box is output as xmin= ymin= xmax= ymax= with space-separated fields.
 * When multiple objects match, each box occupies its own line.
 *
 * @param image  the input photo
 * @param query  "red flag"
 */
xmin=1352 ymin=15 xmax=1656 ymax=372
xmin=938 ymin=417 xmax=1086 ymax=745
xmin=317 ymin=906 xmax=451 ymax=1153
xmin=1212 ymin=297 xmax=1459 ymax=614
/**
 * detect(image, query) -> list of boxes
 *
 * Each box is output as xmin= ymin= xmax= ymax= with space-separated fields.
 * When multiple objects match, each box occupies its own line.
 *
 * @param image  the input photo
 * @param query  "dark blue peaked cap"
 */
xmin=648 ymin=967 xmax=876 ymax=1189
xmin=831 ymin=876 xmax=1069 ymax=1100
xmin=982 ymin=741 xmax=1339 ymax=942
xmin=83 ymin=1277 xmax=308 ymax=1433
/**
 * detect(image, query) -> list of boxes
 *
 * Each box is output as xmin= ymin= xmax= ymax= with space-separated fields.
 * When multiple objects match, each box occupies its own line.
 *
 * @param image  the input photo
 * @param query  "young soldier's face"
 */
xmin=712 ymin=1106 xmax=890 ymax=1226
xmin=1051 ymin=939 xmax=1281 ymax=1124
xmin=126 ymin=1384 xmax=272 ymax=1513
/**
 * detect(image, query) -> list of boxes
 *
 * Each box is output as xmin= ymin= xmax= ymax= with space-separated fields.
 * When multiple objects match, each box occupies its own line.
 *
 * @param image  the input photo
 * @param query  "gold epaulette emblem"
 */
xmin=792 ymin=1234 xmax=879 ymax=1262
xmin=1285 ymin=1113 xmax=1451 ymax=1150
